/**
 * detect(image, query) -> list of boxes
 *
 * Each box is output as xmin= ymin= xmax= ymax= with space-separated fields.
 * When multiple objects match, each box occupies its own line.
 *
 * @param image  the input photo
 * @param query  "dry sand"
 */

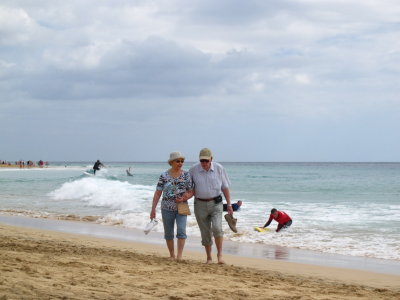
xmin=1 ymin=223 xmax=399 ymax=300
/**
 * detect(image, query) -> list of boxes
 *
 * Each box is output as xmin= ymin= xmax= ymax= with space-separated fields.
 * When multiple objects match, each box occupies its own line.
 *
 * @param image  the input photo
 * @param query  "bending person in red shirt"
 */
xmin=262 ymin=208 xmax=292 ymax=232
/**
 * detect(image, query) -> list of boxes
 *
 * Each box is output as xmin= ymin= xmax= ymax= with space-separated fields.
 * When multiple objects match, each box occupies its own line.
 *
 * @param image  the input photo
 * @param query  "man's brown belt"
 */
xmin=196 ymin=198 xmax=215 ymax=201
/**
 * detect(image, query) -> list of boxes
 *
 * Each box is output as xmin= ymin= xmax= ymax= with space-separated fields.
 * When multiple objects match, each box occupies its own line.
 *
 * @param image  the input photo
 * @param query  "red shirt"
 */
xmin=268 ymin=211 xmax=291 ymax=224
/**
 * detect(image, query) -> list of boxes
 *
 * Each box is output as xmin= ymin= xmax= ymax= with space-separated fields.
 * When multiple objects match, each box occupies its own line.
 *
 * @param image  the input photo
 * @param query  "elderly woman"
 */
xmin=150 ymin=151 xmax=193 ymax=261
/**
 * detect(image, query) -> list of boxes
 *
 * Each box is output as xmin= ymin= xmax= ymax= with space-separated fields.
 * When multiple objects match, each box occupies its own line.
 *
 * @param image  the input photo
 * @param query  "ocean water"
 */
xmin=0 ymin=162 xmax=399 ymax=261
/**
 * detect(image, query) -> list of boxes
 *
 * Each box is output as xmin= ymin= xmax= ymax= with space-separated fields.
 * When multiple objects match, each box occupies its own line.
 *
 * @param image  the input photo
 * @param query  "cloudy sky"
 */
xmin=1 ymin=0 xmax=399 ymax=162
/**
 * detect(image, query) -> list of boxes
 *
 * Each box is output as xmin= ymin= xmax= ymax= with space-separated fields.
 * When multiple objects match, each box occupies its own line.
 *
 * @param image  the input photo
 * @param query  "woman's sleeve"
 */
xmin=185 ymin=172 xmax=193 ymax=190
xmin=156 ymin=173 xmax=166 ymax=191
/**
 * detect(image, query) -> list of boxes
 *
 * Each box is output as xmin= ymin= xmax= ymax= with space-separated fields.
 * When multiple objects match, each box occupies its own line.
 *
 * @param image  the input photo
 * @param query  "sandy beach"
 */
xmin=0 ymin=165 xmax=42 ymax=169
xmin=0 ymin=164 xmax=21 ymax=168
xmin=1 ymin=223 xmax=399 ymax=299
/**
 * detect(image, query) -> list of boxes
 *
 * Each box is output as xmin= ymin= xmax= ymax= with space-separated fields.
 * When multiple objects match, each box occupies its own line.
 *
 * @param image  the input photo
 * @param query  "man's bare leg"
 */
xmin=215 ymin=237 xmax=224 ymax=264
xmin=205 ymin=245 xmax=212 ymax=263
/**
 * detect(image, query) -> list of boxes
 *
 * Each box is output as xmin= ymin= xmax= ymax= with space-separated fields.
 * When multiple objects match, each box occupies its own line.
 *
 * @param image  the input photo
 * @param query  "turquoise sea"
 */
xmin=0 ymin=162 xmax=399 ymax=261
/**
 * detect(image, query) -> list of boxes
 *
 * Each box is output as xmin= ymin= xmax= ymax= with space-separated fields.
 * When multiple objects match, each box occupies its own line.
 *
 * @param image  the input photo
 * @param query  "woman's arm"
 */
xmin=150 ymin=190 xmax=162 ymax=219
xmin=175 ymin=190 xmax=194 ymax=203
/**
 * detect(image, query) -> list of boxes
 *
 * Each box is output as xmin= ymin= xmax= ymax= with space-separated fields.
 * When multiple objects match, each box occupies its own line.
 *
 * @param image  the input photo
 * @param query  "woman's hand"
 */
xmin=175 ymin=195 xmax=185 ymax=203
xmin=150 ymin=209 xmax=156 ymax=219
xmin=175 ymin=191 xmax=193 ymax=203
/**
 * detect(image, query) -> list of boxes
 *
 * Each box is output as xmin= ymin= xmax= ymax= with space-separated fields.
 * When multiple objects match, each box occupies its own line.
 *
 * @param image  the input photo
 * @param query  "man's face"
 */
xmin=200 ymin=158 xmax=212 ymax=170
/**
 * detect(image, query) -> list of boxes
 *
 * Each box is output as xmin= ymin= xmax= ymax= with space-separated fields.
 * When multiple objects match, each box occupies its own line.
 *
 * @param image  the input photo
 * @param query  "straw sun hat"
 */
xmin=168 ymin=152 xmax=185 ymax=165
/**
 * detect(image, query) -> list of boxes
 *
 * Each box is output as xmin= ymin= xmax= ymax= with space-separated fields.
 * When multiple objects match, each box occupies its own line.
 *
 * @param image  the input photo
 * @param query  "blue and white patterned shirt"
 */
xmin=156 ymin=170 xmax=193 ymax=211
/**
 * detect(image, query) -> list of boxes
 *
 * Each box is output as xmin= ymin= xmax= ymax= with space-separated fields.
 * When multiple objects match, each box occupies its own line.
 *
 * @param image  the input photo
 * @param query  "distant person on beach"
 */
xmin=150 ymin=152 xmax=193 ymax=261
xmin=92 ymin=160 xmax=104 ymax=175
xmin=188 ymin=148 xmax=234 ymax=264
xmin=223 ymin=200 xmax=242 ymax=212
xmin=262 ymin=208 xmax=292 ymax=232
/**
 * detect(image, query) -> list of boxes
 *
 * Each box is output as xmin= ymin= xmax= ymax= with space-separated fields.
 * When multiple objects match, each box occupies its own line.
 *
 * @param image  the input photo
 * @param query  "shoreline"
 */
xmin=1 ymin=214 xmax=399 ymax=277
xmin=0 ymin=164 xmax=44 ymax=169
xmin=1 ymin=222 xmax=399 ymax=299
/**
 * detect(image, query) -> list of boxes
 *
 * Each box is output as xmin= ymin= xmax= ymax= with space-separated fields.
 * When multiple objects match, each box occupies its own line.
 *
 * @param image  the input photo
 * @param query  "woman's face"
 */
xmin=172 ymin=159 xmax=184 ymax=169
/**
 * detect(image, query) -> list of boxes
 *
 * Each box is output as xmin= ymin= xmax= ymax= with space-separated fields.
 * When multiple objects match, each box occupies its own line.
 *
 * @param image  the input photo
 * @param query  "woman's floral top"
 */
xmin=156 ymin=170 xmax=193 ymax=211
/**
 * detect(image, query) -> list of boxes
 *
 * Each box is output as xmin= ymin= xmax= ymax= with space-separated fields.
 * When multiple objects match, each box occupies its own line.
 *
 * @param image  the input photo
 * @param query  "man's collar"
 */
xmin=200 ymin=162 xmax=214 ymax=172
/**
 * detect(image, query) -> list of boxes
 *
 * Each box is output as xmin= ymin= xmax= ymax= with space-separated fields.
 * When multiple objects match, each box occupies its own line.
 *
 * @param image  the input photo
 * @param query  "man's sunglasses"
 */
xmin=200 ymin=159 xmax=210 ymax=163
xmin=175 ymin=160 xmax=185 ymax=163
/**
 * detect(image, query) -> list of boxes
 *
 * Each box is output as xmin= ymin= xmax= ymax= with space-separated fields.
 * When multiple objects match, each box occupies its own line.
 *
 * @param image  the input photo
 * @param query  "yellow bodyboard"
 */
xmin=254 ymin=227 xmax=270 ymax=232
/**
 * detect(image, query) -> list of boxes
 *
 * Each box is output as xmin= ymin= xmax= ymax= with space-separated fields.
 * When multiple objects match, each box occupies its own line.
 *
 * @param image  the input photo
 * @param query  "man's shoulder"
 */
xmin=212 ymin=162 xmax=224 ymax=168
xmin=189 ymin=162 xmax=201 ymax=172
xmin=211 ymin=162 xmax=226 ymax=172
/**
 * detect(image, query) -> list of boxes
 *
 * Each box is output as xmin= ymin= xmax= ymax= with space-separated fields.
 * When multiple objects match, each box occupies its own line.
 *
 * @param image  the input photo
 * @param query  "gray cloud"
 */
xmin=1 ymin=0 xmax=400 ymax=161
xmin=9 ymin=37 xmax=226 ymax=100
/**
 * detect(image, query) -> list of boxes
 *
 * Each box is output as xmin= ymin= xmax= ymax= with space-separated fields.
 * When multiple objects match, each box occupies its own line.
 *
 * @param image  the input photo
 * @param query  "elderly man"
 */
xmin=188 ymin=148 xmax=233 ymax=264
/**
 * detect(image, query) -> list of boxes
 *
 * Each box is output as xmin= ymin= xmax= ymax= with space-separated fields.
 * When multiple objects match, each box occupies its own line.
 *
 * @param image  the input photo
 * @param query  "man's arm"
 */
xmin=222 ymin=188 xmax=233 ymax=214
xmin=276 ymin=224 xmax=284 ymax=232
xmin=263 ymin=215 xmax=273 ymax=228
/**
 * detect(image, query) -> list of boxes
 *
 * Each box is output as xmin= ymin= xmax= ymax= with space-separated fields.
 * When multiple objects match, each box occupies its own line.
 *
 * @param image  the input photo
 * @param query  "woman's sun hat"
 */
xmin=168 ymin=151 xmax=185 ymax=164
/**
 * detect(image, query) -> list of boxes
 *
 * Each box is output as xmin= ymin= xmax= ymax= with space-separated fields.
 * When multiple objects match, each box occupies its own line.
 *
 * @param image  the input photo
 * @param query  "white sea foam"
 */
xmin=49 ymin=177 xmax=154 ymax=211
xmin=224 ymin=204 xmax=400 ymax=261
xmin=46 ymin=178 xmax=400 ymax=261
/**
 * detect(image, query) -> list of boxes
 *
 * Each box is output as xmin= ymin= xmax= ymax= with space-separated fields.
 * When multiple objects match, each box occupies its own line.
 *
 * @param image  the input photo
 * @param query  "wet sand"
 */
xmin=1 ymin=214 xmax=399 ymax=276
xmin=1 ymin=221 xmax=399 ymax=299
